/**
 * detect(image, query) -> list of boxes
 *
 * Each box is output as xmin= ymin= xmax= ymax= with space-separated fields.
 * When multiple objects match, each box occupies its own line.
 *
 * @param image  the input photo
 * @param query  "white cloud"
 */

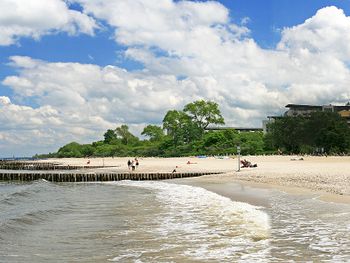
xmin=278 ymin=6 xmax=350 ymax=61
xmin=75 ymin=0 xmax=232 ymax=55
xmin=1 ymin=57 xmax=202 ymax=155
xmin=1 ymin=2 xmax=350 ymax=156
xmin=0 ymin=0 xmax=98 ymax=45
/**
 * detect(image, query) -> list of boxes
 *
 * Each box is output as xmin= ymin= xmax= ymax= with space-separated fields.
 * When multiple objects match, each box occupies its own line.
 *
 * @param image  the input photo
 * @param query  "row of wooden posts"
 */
xmin=0 ymin=161 xmax=116 ymax=170
xmin=0 ymin=172 xmax=222 ymax=182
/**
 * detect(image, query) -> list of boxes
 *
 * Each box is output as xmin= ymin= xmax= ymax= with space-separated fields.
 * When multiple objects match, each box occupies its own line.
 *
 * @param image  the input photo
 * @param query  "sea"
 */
xmin=0 ymin=179 xmax=349 ymax=262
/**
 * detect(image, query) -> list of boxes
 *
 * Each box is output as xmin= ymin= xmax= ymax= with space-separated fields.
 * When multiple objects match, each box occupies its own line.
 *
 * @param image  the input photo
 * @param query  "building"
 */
xmin=205 ymin=127 xmax=263 ymax=133
xmin=284 ymin=103 xmax=350 ymax=118
xmin=263 ymin=102 xmax=350 ymax=132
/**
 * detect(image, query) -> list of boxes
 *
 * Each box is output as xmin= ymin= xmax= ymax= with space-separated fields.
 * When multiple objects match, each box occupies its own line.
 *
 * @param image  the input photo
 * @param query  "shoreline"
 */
xmin=175 ymin=173 xmax=350 ymax=206
xmin=230 ymin=176 xmax=350 ymax=204
xmin=35 ymin=156 xmax=350 ymax=204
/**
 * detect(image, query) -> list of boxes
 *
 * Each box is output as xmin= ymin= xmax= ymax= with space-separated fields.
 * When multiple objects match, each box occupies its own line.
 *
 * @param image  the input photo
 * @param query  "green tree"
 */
xmin=307 ymin=112 xmax=350 ymax=153
xmin=183 ymin=100 xmax=225 ymax=131
xmin=240 ymin=131 xmax=264 ymax=155
xmin=141 ymin=125 xmax=164 ymax=141
xmin=266 ymin=112 xmax=350 ymax=154
xmin=115 ymin=125 xmax=138 ymax=145
xmin=162 ymin=110 xmax=190 ymax=146
xmin=103 ymin=129 xmax=117 ymax=144
xmin=266 ymin=116 xmax=306 ymax=153
xmin=57 ymin=142 xmax=83 ymax=157
xmin=80 ymin=144 xmax=95 ymax=157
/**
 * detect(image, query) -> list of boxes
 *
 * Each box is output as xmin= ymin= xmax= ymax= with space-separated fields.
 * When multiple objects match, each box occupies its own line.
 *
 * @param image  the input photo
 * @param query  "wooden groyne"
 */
xmin=0 ymin=171 xmax=223 ymax=182
xmin=0 ymin=161 xmax=117 ymax=170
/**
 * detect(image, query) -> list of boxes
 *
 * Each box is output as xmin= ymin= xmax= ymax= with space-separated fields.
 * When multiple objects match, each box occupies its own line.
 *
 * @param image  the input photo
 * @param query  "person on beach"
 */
xmin=131 ymin=160 xmax=136 ymax=171
xmin=127 ymin=159 xmax=131 ymax=170
xmin=135 ymin=158 xmax=139 ymax=169
xmin=241 ymin=159 xmax=257 ymax=168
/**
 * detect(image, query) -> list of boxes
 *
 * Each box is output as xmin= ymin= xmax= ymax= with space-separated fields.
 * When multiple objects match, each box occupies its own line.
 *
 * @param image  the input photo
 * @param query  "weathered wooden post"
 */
xmin=237 ymin=145 xmax=241 ymax=172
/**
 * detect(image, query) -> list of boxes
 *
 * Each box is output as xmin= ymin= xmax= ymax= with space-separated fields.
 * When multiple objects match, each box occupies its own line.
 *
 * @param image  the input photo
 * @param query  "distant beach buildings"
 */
xmin=264 ymin=102 xmax=350 ymax=132
xmin=207 ymin=102 xmax=350 ymax=134
xmin=205 ymin=126 xmax=263 ymax=132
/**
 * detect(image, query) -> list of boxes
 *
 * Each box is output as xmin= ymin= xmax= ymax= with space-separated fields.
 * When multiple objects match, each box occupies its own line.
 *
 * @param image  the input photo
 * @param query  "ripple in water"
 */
xmin=1 ymin=180 xmax=349 ymax=262
xmin=110 ymin=181 xmax=270 ymax=262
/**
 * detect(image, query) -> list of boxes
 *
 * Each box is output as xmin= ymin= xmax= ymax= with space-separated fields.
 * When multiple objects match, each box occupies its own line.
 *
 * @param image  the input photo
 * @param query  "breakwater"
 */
xmin=0 ymin=161 xmax=117 ymax=170
xmin=0 ymin=171 xmax=222 ymax=182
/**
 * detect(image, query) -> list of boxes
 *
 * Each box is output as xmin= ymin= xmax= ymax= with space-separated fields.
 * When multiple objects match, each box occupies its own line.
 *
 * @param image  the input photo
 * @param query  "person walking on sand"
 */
xmin=131 ymin=160 xmax=136 ymax=171
xmin=127 ymin=159 xmax=131 ymax=170
xmin=135 ymin=158 xmax=139 ymax=169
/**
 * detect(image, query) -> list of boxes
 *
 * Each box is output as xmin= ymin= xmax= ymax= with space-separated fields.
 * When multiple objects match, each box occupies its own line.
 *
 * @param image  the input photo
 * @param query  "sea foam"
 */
xmin=111 ymin=181 xmax=271 ymax=261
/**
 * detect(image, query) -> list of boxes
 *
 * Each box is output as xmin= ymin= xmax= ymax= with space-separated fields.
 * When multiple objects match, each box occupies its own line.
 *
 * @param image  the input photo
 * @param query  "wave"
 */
xmin=0 ymin=179 xmax=55 ymax=204
xmin=108 ymin=181 xmax=271 ymax=262
xmin=0 ymin=180 xmax=66 ymax=238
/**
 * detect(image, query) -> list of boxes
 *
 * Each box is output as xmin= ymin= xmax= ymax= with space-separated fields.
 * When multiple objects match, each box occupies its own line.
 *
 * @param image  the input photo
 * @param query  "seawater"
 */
xmin=0 ymin=180 xmax=349 ymax=262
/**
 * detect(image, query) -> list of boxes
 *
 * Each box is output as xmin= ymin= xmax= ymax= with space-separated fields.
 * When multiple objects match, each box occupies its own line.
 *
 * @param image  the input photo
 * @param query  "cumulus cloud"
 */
xmin=2 ymin=56 xmax=196 ymax=123
xmin=73 ymin=1 xmax=350 ymax=109
xmin=75 ymin=0 xmax=236 ymax=55
xmin=278 ymin=6 xmax=350 ymax=61
xmin=1 ymin=56 xmax=201 ymax=155
xmin=0 ymin=0 xmax=98 ymax=45
xmin=1 ymin=2 xmax=350 ymax=155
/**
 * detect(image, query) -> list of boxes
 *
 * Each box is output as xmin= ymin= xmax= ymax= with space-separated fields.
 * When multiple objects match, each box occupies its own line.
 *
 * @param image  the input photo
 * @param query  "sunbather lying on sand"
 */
xmin=240 ymin=159 xmax=257 ymax=168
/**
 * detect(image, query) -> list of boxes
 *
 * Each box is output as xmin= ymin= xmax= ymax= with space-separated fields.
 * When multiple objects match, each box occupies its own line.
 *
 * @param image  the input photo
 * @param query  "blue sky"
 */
xmin=1 ymin=0 xmax=350 ymax=156
xmin=225 ymin=0 xmax=350 ymax=47
xmin=2 ymin=1 xmax=349 ymax=74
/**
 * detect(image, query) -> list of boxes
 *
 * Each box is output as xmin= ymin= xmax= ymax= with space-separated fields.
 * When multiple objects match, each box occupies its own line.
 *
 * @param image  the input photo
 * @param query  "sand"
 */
xmin=43 ymin=155 xmax=350 ymax=203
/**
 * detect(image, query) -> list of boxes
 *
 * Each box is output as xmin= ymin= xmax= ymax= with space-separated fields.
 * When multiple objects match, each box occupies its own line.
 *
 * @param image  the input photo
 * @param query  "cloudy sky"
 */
xmin=1 ymin=0 xmax=350 ymax=157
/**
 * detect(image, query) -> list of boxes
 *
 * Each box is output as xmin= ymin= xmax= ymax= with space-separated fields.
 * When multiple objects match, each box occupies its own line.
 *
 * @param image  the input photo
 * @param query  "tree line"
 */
xmin=264 ymin=111 xmax=350 ymax=154
xmin=36 ymin=100 xmax=350 ymax=158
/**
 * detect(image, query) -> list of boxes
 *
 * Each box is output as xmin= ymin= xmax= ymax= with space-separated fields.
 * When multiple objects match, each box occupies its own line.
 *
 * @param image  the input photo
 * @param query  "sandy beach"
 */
xmin=43 ymin=155 xmax=350 ymax=204
xmin=3 ymin=156 xmax=350 ymax=261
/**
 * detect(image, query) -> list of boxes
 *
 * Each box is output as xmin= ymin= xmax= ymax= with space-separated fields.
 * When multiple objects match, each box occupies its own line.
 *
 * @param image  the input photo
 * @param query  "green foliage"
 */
xmin=57 ymin=142 xmax=84 ymax=158
xmin=103 ymin=129 xmax=117 ymax=144
xmin=267 ymin=112 xmax=350 ymax=154
xmin=115 ymin=125 xmax=139 ymax=145
xmin=308 ymin=112 xmax=350 ymax=153
xmin=80 ymin=144 xmax=95 ymax=157
xmin=240 ymin=132 xmax=265 ymax=155
xmin=184 ymin=100 xmax=225 ymax=129
xmin=162 ymin=110 xmax=191 ymax=146
xmin=48 ymin=100 xmax=350 ymax=158
xmin=162 ymin=100 xmax=225 ymax=147
xmin=141 ymin=125 xmax=164 ymax=141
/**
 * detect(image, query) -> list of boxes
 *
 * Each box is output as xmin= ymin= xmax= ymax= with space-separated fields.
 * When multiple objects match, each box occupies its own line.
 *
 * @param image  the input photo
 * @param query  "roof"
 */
xmin=205 ymin=127 xmax=263 ymax=131
xmin=285 ymin=104 xmax=321 ymax=109
xmin=285 ymin=104 xmax=350 ymax=110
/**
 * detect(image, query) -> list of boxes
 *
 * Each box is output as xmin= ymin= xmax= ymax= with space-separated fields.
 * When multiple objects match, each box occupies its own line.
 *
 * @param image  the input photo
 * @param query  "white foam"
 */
xmin=110 ymin=180 xmax=271 ymax=261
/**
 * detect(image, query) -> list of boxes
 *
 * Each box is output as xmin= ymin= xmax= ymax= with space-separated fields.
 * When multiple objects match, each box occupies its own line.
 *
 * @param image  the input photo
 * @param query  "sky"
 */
xmin=1 ymin=0 xmax=350 ymax=157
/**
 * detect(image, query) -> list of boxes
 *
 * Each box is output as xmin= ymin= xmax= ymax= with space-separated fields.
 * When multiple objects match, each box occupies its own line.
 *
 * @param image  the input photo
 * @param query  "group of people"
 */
xmin=127 ymin=158 xmax=139 ymax=171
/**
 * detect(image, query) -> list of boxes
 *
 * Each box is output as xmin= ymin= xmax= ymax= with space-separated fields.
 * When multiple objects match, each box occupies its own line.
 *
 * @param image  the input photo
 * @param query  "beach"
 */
xmin=2 ymin=155 xmax=350 ymax=261
xmin=43 ymin=155 xmax=350 ymax=204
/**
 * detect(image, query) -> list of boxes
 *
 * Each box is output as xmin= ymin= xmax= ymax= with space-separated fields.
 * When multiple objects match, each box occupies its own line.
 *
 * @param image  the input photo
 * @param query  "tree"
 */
xmin=103 ymin=129 xmax=117 ymax=144
xmin=183 ymin=100 xmax=225 ymax=131
xmin=141 ymin=125 xmax=164 ymax=141
xmin=266 ymin=112 xmax=350 ymax=154
xmin=308 ymin=112 xmax=350 ymax=153
xmin=162 ymin=110 xmax=190 ymax=146
xmin=80 ymin=144 xmax=95 ymax=157
xmin=266 ymin=116 xmax=306 ymax=153
xmin=115 ymin=125 xmax=138 ymax=145
xmin=57 ymin=142 xmax=83 ymax=157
